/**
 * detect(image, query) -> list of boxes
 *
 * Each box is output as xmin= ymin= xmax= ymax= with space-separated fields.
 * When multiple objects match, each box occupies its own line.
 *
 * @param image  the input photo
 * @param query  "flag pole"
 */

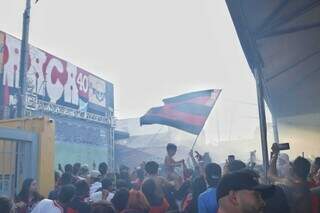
xmin=191 ymin=90 xmax=221 ymax=150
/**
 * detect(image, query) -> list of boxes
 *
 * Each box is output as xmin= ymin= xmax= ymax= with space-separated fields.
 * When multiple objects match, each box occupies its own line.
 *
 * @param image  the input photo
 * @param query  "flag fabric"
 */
xmin=140 ymin=89 xmax=221 ymax=135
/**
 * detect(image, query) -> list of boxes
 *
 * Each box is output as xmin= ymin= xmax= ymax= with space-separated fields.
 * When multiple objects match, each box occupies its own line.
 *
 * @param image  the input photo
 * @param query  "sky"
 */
xmin=0 ymin=0 xmax=271 ymax=142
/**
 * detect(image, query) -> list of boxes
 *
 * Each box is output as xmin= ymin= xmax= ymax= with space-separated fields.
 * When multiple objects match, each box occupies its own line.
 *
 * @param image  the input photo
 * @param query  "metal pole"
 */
xmin=254 ymin=67 xmax=269 ymax=179
xmin=272 ymin=115 xmax=280 ymax=144
xmin=18 ymin=0 xmax=31 ymax=118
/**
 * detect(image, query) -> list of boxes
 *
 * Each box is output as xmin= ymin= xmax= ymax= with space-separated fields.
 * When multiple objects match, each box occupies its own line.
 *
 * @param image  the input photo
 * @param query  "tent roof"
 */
xmin=226 ymin=0 xmax=320 ymax=118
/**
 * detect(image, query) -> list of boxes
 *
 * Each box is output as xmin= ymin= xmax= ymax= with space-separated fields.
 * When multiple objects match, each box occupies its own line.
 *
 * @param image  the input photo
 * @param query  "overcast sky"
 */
xmin=0 ymin=0 xmax=271 ymax=142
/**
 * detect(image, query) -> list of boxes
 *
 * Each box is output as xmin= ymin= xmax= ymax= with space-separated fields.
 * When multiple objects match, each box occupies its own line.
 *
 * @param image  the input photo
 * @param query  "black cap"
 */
xmin=217 ymin=171 xmax=275 ymax=201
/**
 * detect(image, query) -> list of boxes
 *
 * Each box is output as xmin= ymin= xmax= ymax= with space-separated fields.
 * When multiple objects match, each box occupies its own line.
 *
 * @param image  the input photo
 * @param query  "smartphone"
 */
xmin=276 ymin=143 xmax=290 ymax=151
xmin=228 ymin=155 xmax=235 ymax=162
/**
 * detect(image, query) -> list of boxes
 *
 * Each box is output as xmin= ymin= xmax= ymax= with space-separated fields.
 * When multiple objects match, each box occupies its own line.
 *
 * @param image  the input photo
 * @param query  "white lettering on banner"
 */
xmin=3 ymin=35 xmax=20 ymax=88
xmin=35 ymin=98 xmax=110 ymax=124
xmin=28 ymin=46 xmax=46 ymax=96
xmin=46 ymin=58 xmax=64 ymax=103
xmin=77 ymin=72 xmax=89 ymax=94
xmin=64 ymin=63 xmax=79 ymax=105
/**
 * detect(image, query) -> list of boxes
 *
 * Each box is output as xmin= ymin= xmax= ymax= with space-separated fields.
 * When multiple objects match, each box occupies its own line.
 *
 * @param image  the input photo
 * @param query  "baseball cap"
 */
xmin=217 ymin=170 xmax=275 ymax=201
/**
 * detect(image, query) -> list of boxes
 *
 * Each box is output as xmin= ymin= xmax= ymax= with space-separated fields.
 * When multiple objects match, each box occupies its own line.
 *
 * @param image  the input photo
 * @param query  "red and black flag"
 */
xmin=140 ymin=89 xmax=221 ymax=135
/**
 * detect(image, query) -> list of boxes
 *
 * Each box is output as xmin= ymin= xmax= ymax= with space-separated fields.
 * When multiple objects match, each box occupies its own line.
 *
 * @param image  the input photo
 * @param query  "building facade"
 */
xmin=0 ymin=31 xmax=115 ymax=169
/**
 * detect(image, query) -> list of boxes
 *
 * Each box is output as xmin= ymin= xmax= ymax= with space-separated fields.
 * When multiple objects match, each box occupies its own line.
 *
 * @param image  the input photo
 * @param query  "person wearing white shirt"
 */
xmin=91 ymin=178 xmax=114 ymax=203
xmin=32 ymin=184 xmax=75 ymax=213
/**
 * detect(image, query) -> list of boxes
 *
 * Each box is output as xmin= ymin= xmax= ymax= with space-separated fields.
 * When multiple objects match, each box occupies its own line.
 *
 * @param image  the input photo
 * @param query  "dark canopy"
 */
xmin=226 ymin=0 xmax=320 ymax=119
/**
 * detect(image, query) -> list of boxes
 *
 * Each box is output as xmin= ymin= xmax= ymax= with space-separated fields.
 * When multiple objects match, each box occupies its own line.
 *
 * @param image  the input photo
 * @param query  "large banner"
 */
xmin=0 ymin=31 xmax=114 ymax=124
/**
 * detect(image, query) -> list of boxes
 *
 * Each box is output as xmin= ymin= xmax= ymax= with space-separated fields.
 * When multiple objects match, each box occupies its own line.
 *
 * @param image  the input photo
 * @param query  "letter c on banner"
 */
xmin=46 ymin=58 xmax=65 ymax=103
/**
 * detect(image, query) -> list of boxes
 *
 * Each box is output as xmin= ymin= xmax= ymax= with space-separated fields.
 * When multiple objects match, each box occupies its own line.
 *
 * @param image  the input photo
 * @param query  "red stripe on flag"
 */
xmin=150 ymin=108 xmax=206 ymax=126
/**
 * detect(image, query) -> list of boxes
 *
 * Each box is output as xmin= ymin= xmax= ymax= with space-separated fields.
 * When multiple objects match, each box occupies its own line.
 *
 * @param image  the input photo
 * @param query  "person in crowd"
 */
xmin=268 ymin=143 xmax=312 ymax=213
xmin=217 ymin=171 xmax=274 ymax=213
xmin=91 ymin=178 xmax=115 ymax=203
xmin=141 ymin=178 xmax=169 ymax=213
xmin=131 ymin=167 xmax=145 ymax=190
xmin=164 ymin=143 xmax=185 ymax=188
xmin=69 ymin=180 xmax=91 ymax=213
xmin=276 ymin=153 xmax=290 ymax=178
xmin=31 ymin=184 xmax=75 ymax=213
xmin=99 ymin=163 xmax=109 ymax=179
xmin=64 ymin=164 xmax=78 ymax=184
xmin=111 ymin=188 xmax=130 ymax=213
xmin=48 ymin=172 xmax=72 ymax=200
xmin=182 ymin=176 xmax=206 ymax=213
xmin=0 ymin=196 xmax=15 ymax=213
xmin=90 ymin=170 xmax=102 ymax=195
xmin=79 ymin=164 xmax=90 ymax=179
xmin=73 ymin=162 xmax=84 ymax=180
xmin=15 ymin=178 xmax=43 ymax=213
xmin=116 ymin=179 xmax=131 ymax=191
xmin=119 ymin=166 xmax=133 ymax=190
xmin=310 ymin=157 xmax=320 ymax=186
xmin=144 ymin=161 xmax=177 ymax=211
xmin=223 ymin=159 xmax=246 ymax=175
xmin=121 ymin=189 xmax=150 ymax=213
xmin=198 ymin=163 xmax=222 ymax=213
xmin=91 ymin=201 xmax=116 ymax=213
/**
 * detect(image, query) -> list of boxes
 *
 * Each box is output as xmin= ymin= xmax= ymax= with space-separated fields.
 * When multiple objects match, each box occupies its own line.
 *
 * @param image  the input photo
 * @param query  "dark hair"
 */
xmin=293 ymin=156 xmax=311 ymax=180
xmin=227 ymin=160 xmax=246 ymax=173
xmin=17 ymin=178 xmax=41 ymax=202
xmin=166 ymin=143 xmax=177 ymax=152
xmin=111 ymin=189 xmax=129 ymax=212
xmin=0 ymin=196 xmax=13 ymax=213
xmin=58 ymin=184 xmax=75 ymax=204
xmin=73 ymin=163 xmax=81 ymax=176
xmin=99 ymin=163 xmax=108 ymax=175
xmin=101 ymin=178 xmax=113 ymax=190
xmin=91 ymin=201 xmax=116 ymax=213
xmin=142 ymin=178 xmax=162 ymax=206
xmin=205 ymin=163 xmax=222 ymax=187
xmin=74 ymin=180 xmax=90 ymax=198
xmin=65 ymin=164 xmax=73 ymax=174
xmin=116 ymin=179 xmax=130 ymax=190
xmin=190 ymin=177 xmax=207 ymax=212
xmin=60 ymin=173 xmax=72 ymax=185
xmin=145 ymin=161 xmax=159 ymax=175
xmin=314 ymin=157 xmax=320 ymax=167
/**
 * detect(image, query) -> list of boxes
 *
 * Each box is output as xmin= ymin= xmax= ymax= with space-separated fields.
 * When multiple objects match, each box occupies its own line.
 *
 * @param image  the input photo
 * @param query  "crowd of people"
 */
xmin=0 ymin=142 xmax=320 ymax=213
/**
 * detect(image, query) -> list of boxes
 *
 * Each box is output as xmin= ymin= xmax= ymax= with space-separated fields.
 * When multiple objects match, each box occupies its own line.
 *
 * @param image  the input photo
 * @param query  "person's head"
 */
xmin=99 ymin=163 xmax=108 ymax=176
xmin=292 ymin=156 xmax=311 ymax=181
xmin=101 ymin=178 xmax=113 ymax=192
xmin=60 ymin=172 xmax=72 ymax=186
xmin=74 ymin=180 xmax=90 ymax=198
xmin=145 ymin=161 xmax=159 ymax=176
xmin=310 ymin=157 xmax=320 ymax=177
xmin=91 ymin=201 xmax=116 ymax=213
xmin=65 ymin=164 xmax=73 ymax=174
xmin=224 ymin=160 xmax=246 ymax=175
xmin=205 ymin=163 xmax=222 ymax=188
xmin=79 ymin=164 xmax=89 ymax=178
xmin=127 ymin=189 xmax=150 ymax=211
xmin=18 ymin=178 xmax=38 ymax=200
xmin=217 ymin=171 xmax=274 ymax=213
xmin=111 ymin=189 xmax=129 ymax=212
xmin=141 ymin=178 xmax=161 ymax=206
xmin=90 ymin=170 xmax=102 ymax=183
xmin=116 ymin=179 xmax=130 ymax=190
xmin=73 ymin=163 xmax=81 ymax=176
xmin=0 ymin=196 xmax=14 ymax=213
xmin=276 ymin=153 xmax=290 ymax=177
xmin=166 ymin=143 xmax=177 ymax=157
xmin=58 ymin=184 xmax=76 ymax=204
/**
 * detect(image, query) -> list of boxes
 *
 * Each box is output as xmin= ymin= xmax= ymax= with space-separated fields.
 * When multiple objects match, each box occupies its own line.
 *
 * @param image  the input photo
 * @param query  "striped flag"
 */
xmin=140 ymin=89 xmax=221 ymax=135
